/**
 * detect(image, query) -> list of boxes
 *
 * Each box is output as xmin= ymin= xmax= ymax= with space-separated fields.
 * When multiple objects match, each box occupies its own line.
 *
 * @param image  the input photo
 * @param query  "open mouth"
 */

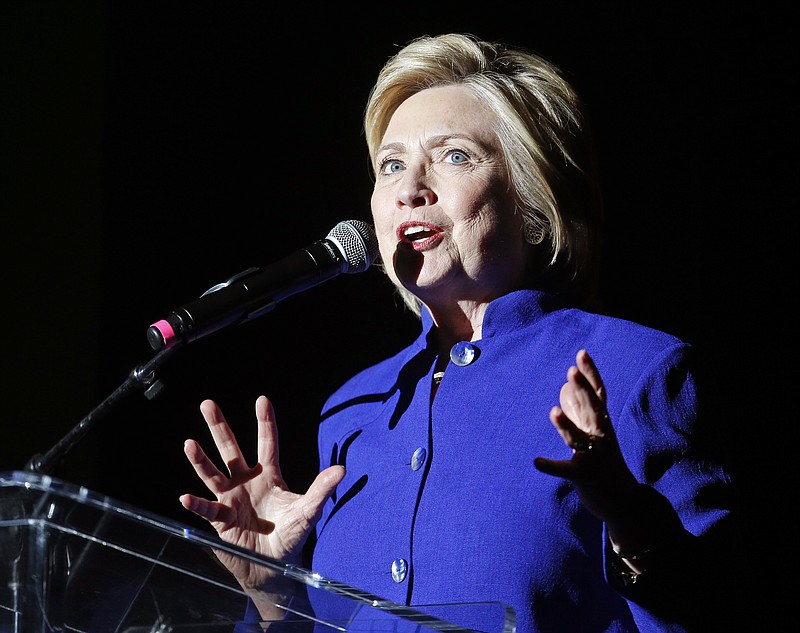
xmin=397 ymin=221 xmax=443 ymax=250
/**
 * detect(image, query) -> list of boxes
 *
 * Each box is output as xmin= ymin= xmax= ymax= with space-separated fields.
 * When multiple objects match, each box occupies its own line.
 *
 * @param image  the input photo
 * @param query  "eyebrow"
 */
xmin=375 ymin=133 xmax=481 ymax=157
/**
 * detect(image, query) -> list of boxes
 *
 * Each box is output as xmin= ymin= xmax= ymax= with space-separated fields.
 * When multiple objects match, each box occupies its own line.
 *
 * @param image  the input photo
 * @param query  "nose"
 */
xmin=395 ymin=166 xmax=437 ymax=209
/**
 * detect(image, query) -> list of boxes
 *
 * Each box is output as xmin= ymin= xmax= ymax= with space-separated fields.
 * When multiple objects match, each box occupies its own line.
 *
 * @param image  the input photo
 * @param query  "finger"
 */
xmin=255 ymin=395 xmax=280 ymax=468
xmin=200 ymin=399 xmax=247 ymax=475
xmin=558 ymin=371 xmax=598 ymax=434
xmin=179 ymin=493 xmax=231 ymax=525
xmin=533 ymin=456 xmax=581 ymax=480
xmin=183 ymin=438 xmax=231 ymax=495
xmin=550 ymin=404 xmax=611 ymax=458
xmin=548 ymin=405 xmax=589 ymax=451
xmin=576 ymin=349 xmax=606 ymax=404
xmin=565 ymin=365 xmax=606 ymax=436
xmin=299 ymin=465 xmax=345 ymax=523
xmin=548 ymin=404 xmax=575 ymax=444
xmin=558 ymin=380 xmax=581 ymax=426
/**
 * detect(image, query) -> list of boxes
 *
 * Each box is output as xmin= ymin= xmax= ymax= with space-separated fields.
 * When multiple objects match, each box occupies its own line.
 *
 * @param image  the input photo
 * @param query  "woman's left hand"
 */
xmin=534 ymin=349 xmax=639 ymax=525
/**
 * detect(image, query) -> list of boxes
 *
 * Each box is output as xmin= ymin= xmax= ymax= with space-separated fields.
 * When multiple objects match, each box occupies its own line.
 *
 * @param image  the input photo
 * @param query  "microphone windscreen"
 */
xmin=327 ymin=220 xmax=379 ymax=273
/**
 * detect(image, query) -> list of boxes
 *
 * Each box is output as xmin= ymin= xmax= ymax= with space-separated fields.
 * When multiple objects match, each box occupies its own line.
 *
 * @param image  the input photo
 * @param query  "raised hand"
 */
xmin=533 ymin=350 xmax=638 ymax=524
xmin=180 ymin=395 xmax=344 ymax=590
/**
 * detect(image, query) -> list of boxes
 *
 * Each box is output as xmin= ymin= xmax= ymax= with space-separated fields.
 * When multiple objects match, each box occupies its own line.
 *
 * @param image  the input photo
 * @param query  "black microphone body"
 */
xmin=147 ymin=220 xmax=378 ymax=350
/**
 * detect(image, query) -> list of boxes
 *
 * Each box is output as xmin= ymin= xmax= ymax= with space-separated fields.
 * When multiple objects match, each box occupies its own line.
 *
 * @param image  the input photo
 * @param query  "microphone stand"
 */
xmin=6 ymin=345 xmax=179 ymax=631
xmin=24 ymin=344 xmax=181 ymax=475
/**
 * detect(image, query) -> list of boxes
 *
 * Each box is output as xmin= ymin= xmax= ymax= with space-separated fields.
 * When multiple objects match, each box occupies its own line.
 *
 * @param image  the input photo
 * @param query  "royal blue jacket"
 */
xmin=311 ymin=289 xmax=741 ymax=632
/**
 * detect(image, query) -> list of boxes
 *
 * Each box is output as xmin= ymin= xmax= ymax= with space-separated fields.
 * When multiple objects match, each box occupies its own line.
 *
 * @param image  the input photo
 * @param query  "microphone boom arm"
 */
xmin=24 ymin=344 xmax=179 ymax=475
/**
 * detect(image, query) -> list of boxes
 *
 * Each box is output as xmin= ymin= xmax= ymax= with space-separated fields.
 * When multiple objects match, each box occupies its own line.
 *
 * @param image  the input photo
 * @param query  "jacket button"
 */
xmin=391 ymin=558 xmax=408 ymax=583
xmin=411 ymin=447 xmax=427 ymax=471
xmin=450 ymin=341 xmax=477 ymax=366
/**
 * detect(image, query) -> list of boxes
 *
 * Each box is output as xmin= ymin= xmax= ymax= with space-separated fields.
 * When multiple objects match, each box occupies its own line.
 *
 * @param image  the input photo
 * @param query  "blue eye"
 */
xmin=379 ymin=159 xmax=405 ymax=175
xmin=447 ymin=150 xmax=469 ymax=164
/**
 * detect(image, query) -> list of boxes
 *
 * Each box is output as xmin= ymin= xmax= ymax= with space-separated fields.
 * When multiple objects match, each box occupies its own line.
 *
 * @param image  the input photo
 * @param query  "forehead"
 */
xmin=382 ymin=84 xmax=499 ymax=144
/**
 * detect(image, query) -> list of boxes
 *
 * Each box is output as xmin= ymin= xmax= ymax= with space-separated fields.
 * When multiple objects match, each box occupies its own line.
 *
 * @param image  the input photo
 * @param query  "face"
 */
xmin=370 ymin=85 xmax=529 ymax=312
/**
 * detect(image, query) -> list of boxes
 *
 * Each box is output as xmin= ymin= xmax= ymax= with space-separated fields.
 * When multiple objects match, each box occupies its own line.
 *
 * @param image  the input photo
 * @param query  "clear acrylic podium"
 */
xmin=0 ymin=471 xmax=516 ymax=632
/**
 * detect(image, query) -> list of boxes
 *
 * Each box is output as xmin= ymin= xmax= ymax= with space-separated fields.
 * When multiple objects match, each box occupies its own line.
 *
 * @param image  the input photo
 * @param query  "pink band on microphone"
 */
xmin=150 ymin=319 xmax=176 ymax=347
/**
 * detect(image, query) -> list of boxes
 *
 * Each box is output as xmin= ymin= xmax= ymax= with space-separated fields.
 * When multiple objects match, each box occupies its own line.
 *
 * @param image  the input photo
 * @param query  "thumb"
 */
xmin=302 ymin=465 xmax=346 ymax=521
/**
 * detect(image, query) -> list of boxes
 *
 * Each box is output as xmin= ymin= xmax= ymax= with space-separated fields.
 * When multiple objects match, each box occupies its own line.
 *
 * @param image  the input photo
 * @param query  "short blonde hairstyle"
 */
xmin=365 ymin=33 xmax=604 ymax=315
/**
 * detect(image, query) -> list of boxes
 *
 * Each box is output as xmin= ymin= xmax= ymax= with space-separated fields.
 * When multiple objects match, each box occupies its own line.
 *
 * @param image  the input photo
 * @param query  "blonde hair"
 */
xmin=364 ymin=33 xmax=604 ymax=315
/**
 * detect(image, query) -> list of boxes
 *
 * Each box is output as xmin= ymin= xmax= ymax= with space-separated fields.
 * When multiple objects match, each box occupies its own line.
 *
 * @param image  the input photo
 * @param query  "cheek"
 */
xmin=370 ymin=192 xmax=396 ymax=256
xmin=370 ymin=190 xmax=389 ymax=225
xmin=452 ymin=172 xmax=508 ymax=220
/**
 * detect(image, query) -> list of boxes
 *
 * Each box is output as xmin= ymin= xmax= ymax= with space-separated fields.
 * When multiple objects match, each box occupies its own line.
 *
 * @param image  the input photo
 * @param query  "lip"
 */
xmin=396 ymin=221 xmax=444 ymax=251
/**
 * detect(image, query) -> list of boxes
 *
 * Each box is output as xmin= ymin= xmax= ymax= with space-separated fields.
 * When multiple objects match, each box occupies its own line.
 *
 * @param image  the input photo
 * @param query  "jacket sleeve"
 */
xmin=602 ymin=344 xmax=750 ymax=631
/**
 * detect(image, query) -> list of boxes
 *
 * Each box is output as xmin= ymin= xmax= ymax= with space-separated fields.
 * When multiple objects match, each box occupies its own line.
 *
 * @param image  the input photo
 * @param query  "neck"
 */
xmin=425 ymin=300 xmax=488 ymax=356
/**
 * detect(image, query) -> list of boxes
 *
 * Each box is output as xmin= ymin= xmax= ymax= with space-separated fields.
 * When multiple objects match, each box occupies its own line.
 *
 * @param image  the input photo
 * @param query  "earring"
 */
xmin=523 ymin=222 xmax=545 ymax=245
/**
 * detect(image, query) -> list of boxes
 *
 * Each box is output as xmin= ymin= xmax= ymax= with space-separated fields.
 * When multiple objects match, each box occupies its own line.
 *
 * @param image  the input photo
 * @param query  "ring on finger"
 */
xmin=571 ymin=434 xmax=604 ymax=454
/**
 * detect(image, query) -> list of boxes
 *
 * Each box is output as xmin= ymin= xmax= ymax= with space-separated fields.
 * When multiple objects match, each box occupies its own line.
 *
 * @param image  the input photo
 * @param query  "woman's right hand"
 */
xmin=180 ymin=395 xmax=344 ymax=590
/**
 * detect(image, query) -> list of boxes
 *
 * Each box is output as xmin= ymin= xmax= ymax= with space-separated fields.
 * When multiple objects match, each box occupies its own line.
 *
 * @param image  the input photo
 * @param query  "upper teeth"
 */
xmin=404 ymin=226 xmax=428 ymax=236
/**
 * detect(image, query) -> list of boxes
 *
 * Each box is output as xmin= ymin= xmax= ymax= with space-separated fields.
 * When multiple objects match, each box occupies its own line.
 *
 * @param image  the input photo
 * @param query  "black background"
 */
xmin=2 ymin=2 xmax=796 ymax=628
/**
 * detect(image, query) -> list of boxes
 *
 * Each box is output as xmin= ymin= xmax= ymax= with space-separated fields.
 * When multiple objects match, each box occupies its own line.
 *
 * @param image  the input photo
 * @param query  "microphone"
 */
xmin=146 ymin=219 xmax=379 ymax=350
